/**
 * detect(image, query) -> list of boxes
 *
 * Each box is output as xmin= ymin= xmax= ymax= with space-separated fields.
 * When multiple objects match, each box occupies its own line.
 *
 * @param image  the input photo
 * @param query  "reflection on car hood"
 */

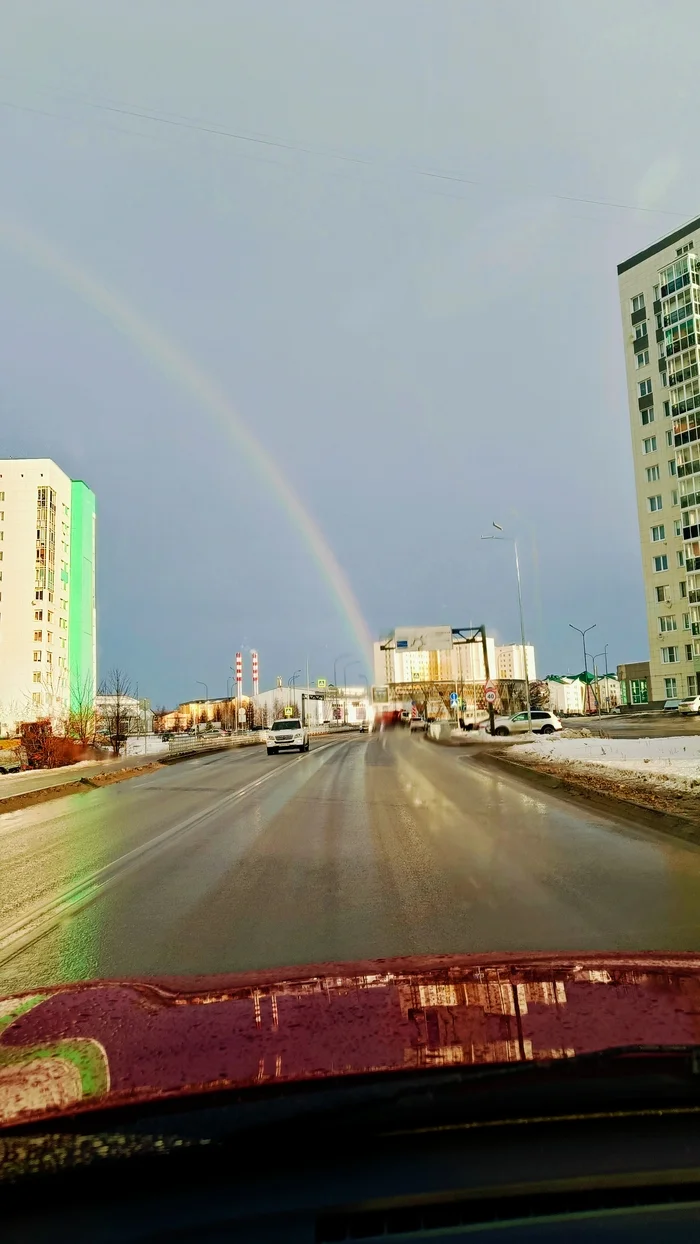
xmin=3 ymin=951 xmax=700 ymax=1128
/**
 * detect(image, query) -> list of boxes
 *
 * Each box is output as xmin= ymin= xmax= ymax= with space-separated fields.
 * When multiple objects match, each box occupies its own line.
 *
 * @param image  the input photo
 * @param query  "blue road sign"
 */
xmin=449 ymin=692 xmax=459 ymax=708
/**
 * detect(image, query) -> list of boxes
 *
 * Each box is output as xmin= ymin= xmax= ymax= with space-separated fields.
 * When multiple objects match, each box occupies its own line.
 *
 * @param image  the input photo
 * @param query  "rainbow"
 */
xmin=0 ymin=215 xmax=374 ymax=671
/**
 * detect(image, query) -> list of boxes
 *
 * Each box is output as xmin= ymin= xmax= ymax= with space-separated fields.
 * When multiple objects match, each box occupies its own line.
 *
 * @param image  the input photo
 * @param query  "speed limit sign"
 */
xmin=485 ymin=689 xmax=496 ymax=704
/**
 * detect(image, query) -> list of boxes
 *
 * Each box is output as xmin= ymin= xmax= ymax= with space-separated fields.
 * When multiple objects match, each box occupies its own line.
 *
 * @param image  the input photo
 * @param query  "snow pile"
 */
xmin=518 ymin=735 xmax=700 ymax=790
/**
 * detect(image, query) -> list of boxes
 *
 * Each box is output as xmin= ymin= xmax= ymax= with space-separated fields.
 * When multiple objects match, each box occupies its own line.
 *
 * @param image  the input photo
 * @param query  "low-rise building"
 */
xmin=617 ymin=661 xmax=652 ymax=708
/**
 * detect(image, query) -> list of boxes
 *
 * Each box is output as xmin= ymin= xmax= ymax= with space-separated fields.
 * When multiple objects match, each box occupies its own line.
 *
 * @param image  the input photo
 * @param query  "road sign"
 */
xmin=485 ymin=689 xmax=496 ymax=704
xmin=283 ymin=706 xmax=294 ymax=717
xmin=449 ymin=692 xmax=459 ymax=708
xmin=485 ymin=679 xmax=495 ymax=692
xmin=317 ymin=678 xmax=327 ymax=688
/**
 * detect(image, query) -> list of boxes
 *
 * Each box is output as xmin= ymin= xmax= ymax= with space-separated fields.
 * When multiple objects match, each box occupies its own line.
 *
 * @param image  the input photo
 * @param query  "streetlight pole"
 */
xmin=288 ymin=670 xmax=302 ymax=714
xmin=196 ymin=681 xmax=208 ymax=734
xmin=590 ymin=650 xmax=607 ymax=721
xmin=569 ymin=623 xmax=595 ymax=715
xmin=343 ymin=660 xmax=360 ymax=725
xmin=482 ymin=523 xmax=532 ymax=735
xmin=334 ymin=653 xmax=350 ymax=689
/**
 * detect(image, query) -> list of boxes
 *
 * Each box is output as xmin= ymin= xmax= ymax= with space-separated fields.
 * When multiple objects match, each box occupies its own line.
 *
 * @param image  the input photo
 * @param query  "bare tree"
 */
xmin=67 ymin=671 xmax=97 ymax=747
xmin=528 ymin=680 xmax=550 ymax=710
xmin=97 ymin=668 xmax=134 ymax=756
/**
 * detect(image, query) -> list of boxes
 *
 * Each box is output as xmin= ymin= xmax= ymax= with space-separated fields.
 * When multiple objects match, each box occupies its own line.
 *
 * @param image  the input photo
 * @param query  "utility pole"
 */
xmin=482 ymin=524 xmax=531 ymax=734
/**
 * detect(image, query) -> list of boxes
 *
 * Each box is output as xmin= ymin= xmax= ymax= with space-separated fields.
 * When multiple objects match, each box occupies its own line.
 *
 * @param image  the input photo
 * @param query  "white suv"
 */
xmin=267 ymin=719 xmax=309 ymax=755
xmin=481 ymin=709 xmax=562 ymax=737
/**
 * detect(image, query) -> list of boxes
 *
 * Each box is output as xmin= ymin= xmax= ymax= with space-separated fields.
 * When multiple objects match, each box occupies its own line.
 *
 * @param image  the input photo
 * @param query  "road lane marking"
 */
xmin=0 ymin=737 xmax=346 ymax=967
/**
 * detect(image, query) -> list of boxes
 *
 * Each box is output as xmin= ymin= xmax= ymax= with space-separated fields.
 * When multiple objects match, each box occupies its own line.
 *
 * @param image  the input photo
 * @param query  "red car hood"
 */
xmin=3 ymin=950 xmax=700 ymax=1129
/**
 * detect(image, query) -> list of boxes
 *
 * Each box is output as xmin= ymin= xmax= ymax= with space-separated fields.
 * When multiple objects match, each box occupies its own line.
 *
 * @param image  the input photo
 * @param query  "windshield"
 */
xmin=4 ymin=1 xmax=700 ymax=1133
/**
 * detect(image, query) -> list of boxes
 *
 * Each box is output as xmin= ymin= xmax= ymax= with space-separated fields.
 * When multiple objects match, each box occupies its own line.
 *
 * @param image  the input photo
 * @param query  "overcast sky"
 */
xmin=1 ymin=0 xmax=697 ymax=704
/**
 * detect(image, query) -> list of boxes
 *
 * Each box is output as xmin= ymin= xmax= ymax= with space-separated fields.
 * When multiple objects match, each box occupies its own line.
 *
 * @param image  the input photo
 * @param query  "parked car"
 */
xmin=663 ymin=698 xmax=682 ymax=712
xmin=0 ymin=748 xmax=23 ymax=774
xmin=480 ymin=709 xmax=563 ymax=737
xmin=409 ymin=717 xmax=427 ymax=732
xmin=679 ymin=695 xmax=700 ymax=716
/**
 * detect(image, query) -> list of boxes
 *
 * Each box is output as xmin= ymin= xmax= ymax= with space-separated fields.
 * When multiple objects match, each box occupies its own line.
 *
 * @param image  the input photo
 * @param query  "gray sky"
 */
xmin=1 ymin=0 xmax=697 ymax=703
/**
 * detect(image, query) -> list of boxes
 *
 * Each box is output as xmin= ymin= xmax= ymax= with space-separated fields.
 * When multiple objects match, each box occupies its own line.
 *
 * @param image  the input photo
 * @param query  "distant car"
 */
xmin=679 ymin=695 xmax=700 ymax=716
xmin=0 ymin=749 xmax=22 ymax=774
xmin=481 ymin=709 xmax=562 ymax=737
xmin=663 ymin=698 xmax=682 ymax=712
xmin=266 ymin=718 xmax=309 ymax=755
xmin=409 ymin=717 xmax=427 ymax=732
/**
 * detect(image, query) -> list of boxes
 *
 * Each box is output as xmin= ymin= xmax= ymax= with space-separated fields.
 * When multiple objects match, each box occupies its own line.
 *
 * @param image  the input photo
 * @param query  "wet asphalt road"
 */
xmin=2 ymin=729 xmax=700 ymax=993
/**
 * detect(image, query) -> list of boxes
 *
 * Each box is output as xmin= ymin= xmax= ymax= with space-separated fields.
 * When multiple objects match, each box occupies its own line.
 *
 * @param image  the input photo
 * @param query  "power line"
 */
xmin=1 ymin=83 xmax=690 ymax=221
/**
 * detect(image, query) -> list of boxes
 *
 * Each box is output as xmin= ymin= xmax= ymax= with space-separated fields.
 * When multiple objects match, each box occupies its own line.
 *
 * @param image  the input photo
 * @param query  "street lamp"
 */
xmin=288 ymin=670 xmax=302 ymax=711
xmin=589 ymin=649 xmax=608 ymax=720
xmin=343 ymin=659 xmax=360 ymax=724
xmin=481 ymin=522 xmax=532 ymax=735
xmin=334 ymin=652 xmax=350 ymax=689
xmin=569 ymin=623 xmax=595 ymax=714
xmin=195 ymin=681 xmax=208 ymax=735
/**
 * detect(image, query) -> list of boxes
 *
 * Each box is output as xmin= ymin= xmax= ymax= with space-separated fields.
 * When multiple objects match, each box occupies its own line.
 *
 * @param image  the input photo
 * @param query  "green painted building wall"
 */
xmin=68 ymin=480 xmax=96 ymax=713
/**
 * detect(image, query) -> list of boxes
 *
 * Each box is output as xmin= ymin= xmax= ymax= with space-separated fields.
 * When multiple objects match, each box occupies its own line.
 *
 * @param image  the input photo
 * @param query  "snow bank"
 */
xmin=518 ymin=735 xmax=700 ymax=790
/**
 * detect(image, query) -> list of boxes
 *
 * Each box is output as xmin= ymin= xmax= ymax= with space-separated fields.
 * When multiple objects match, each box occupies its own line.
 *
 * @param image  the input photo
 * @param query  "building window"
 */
xmin=632 ymin=294 xmax=645 ymax=313
xmin=641 ymin=407 xmax=654 ymax=424
xmin=648 ymin=495 xmax=663 ymax=511
xmin=631 ymin=679 xmax=648 ymax=703
xmin=659 ymin=616 xmax=677 ymax=632
xmin=669 ymin=459 xmax=677 ymax=476
xmin=32 ymin=671 xmax=41 ymax=683
xmin=681 ymin=580 xmax=688 ymax=596
xmin=664 ymin=400 xmax=671 ymax=417
xmin=646 ymin=464 xmax=660 ymax=481
xmin=31 ymin=692 xmax=41 ymax=707
xmin=34 ymin=610 xmax=42 ymax=621
xmin=678 ymin=550 xmax=686 ymax=566
xmin=33 ymin=651 xmax=41 ymax=662
xmin=0 ymin=492 xmax=4 ymax=501
xmin=667 ymin=429 xmax=674 ymax=446
xmin=689 ymin=675 xmax=697 ymax=695
xmin=46 ymin=631 xmax=52 ymax=643
xmin=33 ymin=630 xmax=42 ymax=641
xmin=656 ymin=585 xmax=668 ymax=602
xmin=651 ymin=524 xmax=665 ymax=541
xmin=635 ymin=320 xmax=647 ymax=339
xmin=643 ymin=436 xmax=657 ymax=454
xmin=672 ymin=489 xmax=679 ymax=505
xmin=654 ymin=555 xmax=669 ymax=571
xmin=665 ymin=677 xmax=678 ymax=697
xmin=674 ymin=519 xmax=682 ymax=536
xmin=684 ymin=613 xmax=691 ymax=629
xmin=687 ymin=643 xmax=694 ymax=660
xmin=661 ymin=646 xmax=679 ymax=663
xmin=636 ymin=349 xmax=650 ymax=368
xmin=639 ymin=378 xmax=653 ymax=397
xmin=47 ymin=610 xmax=53 ymax=622
xmin=46 ymin=652 xmax=52 ymax=664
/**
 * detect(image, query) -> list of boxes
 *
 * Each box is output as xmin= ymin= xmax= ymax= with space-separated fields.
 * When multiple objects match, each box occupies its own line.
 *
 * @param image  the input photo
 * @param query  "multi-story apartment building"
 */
xmin=495 ymin=643 xmax=536 ymax=682
xmin=0 ymin=459 xmax=96 ymax=734
xmin=618 ymin=220 xmax=700 ymax=703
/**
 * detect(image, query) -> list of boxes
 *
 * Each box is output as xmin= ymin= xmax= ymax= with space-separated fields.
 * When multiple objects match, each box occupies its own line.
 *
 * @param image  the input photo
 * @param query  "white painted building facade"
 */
xmin=0 ymin=459 xmax=96 ymax=736
xmin=495 ymin=644 xmax=536 ymax=681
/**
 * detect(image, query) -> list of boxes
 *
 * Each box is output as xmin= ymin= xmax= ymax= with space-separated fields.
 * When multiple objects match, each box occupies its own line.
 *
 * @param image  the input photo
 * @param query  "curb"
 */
xmin=469 ymin=750 xmax=700 ymax=844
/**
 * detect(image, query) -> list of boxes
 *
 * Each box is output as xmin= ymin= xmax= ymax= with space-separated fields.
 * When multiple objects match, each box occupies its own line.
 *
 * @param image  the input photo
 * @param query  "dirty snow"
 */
xmin=518 ymin=735 xmax=700 ymax=791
